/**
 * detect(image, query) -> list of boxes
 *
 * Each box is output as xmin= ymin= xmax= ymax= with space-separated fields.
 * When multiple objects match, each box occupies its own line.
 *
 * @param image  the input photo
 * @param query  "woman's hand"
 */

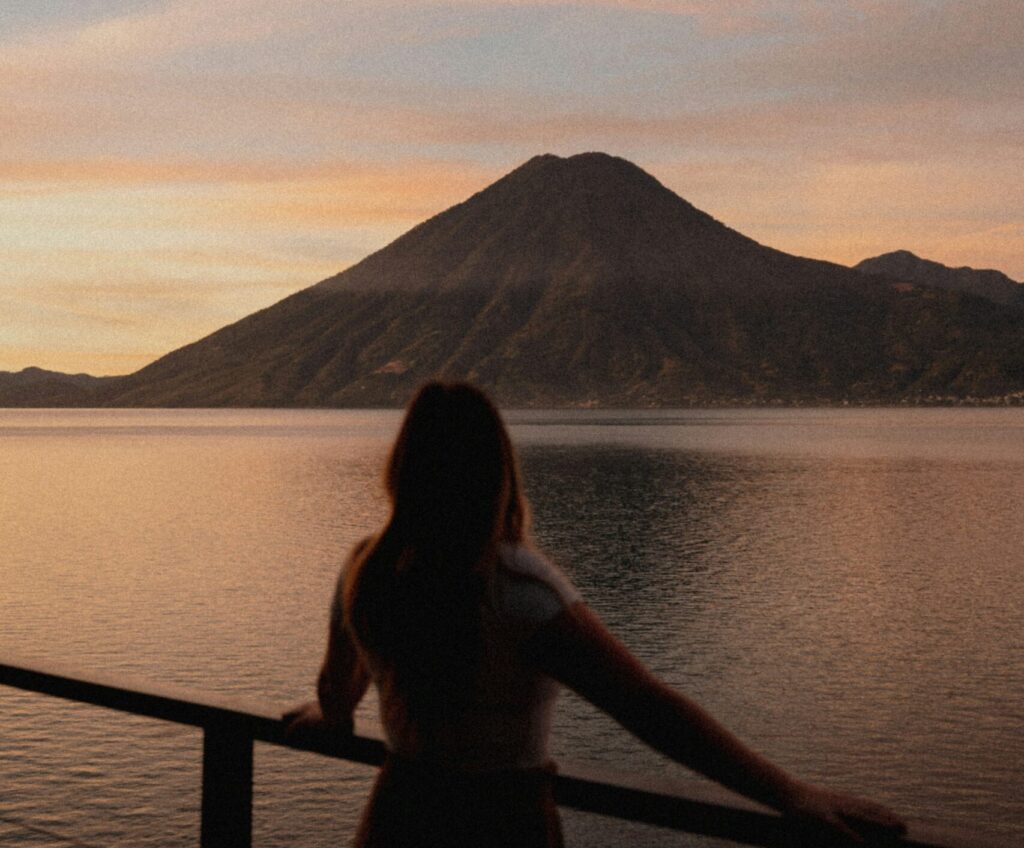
xmin=782 ymin=781 xmax=906 ymax=843
xmin=283 ymin=700 xmax=325 ymax=736
xmin=283 ymin=699 xmax=355 ymax=747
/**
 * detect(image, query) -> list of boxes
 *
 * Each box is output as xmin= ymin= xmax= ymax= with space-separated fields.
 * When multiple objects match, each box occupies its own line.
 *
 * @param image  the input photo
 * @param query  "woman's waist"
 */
xmin=384 ymin=718 xmax=554 ymax=772
xmin=381 ymin=698 xmax=556 ymax=770
xmin=381 ymin=750 xmax=558 ymax=786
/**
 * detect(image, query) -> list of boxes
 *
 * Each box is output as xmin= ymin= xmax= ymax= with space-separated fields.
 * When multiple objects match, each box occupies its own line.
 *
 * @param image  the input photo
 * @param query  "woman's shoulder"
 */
xmin=332 ymin=535 xmax=379 ymax=608
xmin=493 ymin=543 xmax=582 ymax=628
xmin=499 ymin=543 xmax=579 ymax=600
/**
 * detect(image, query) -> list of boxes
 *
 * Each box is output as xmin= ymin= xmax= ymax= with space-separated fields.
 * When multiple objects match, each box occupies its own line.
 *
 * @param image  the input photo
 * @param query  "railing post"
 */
xmin=200 ymin=719 xmax=253 ymax=848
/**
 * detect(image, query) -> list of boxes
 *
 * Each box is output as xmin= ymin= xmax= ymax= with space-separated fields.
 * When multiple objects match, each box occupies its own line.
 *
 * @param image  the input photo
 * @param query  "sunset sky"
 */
xmin=2 ymin=0 xmax=1021 ymax=375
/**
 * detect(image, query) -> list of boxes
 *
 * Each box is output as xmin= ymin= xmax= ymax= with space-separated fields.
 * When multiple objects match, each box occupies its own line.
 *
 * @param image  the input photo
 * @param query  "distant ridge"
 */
xmin=5 ymin=153 xmax=1024 ymax=407
xmin=855 ymin=251 xmax=1024 ymax=309
xmin=0 ymin=368 xmax=114 ymax=407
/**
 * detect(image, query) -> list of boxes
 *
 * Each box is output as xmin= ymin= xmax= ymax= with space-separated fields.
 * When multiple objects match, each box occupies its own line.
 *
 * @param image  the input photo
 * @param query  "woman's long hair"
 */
xmin=344 ymin=382 xmax=529 ymax=721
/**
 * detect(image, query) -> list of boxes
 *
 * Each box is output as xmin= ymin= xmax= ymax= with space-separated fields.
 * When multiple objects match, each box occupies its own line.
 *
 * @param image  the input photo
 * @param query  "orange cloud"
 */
xmin=203 ymin=161 xmax=501 ymax=228
xmin=643 ymin=151 xmax=1024 ymax=281
xmin=0 ymin=158 xmax=291 ymax=186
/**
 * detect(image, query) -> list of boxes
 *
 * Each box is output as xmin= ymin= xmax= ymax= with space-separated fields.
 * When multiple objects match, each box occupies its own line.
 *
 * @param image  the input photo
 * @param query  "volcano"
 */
xmin=13 ymin=153 xmax=1024 ymax=406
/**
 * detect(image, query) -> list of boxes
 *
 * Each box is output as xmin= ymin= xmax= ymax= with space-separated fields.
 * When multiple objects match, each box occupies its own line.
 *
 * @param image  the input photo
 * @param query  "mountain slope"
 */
xmin=855 ymin=250 xmax=1024 ymax=309
xmin=25 ymin=153 xmax=1024 ymax=407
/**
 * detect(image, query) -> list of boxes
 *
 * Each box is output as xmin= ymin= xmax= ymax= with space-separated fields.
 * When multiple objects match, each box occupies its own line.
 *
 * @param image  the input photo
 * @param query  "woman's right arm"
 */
xmin=524 ymin=602 xmax=905 ymax=841
xmin=284 ymin=541 xmax=373 ymax=740
xmin=283 ymin=592 xmax=370 ymax=738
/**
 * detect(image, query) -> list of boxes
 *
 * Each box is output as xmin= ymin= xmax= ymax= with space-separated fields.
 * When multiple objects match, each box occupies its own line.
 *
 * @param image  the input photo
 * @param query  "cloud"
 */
xmin=732 ymin=0 xmax=1024 ymax=106
xmin=0 ymin=155 xmax=499 ymax=233
xmin=1 ymin=0 xmax=321 ymax=71
xmin=430 ymin=0 xmax=820 ymax=36
xmin=5 ymin=0 xmax=1018 ymax=167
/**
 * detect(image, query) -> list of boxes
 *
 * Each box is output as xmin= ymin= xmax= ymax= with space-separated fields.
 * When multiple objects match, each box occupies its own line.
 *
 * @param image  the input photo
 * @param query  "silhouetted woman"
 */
xmin=286 ymin=381 xmax=904 ymax=847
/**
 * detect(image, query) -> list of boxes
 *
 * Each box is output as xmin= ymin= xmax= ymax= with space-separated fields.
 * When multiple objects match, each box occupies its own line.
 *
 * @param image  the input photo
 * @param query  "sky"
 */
xmin=2 ymin=0 xmax=1022 ymax=376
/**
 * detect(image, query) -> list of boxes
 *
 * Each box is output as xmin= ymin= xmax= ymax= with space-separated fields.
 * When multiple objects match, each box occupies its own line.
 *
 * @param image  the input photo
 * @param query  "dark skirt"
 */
xmin=354 ymin=756 xmax=563 ymax=848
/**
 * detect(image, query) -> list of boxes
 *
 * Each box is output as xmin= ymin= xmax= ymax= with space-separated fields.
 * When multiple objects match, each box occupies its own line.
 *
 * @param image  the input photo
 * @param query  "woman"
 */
xmin=286 ymin=382 xmax=905 ymax=846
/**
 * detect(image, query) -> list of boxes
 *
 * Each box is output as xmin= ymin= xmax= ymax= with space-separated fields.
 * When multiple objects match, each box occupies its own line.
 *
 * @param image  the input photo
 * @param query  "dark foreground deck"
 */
xmin=0 ymin=656 xmax=1005 ymax=848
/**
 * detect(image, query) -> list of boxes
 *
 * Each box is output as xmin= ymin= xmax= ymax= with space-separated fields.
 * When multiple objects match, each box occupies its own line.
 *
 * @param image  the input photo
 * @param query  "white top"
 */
xmin=350 ymin=543 xmax=582 ymax=771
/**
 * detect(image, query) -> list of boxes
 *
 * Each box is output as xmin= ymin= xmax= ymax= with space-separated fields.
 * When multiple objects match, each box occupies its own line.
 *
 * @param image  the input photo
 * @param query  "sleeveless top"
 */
xmin=341 ymin=543 xmax=582 ymax=772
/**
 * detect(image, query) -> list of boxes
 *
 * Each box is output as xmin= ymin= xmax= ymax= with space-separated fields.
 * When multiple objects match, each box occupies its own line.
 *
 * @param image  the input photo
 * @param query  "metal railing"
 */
xmin=0 ymin=656 xmax=1005 ymax=848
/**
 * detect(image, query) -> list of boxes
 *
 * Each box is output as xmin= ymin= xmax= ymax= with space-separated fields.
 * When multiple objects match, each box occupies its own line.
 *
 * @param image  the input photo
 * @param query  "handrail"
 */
xmin=0 ymin=655 xmax=1007 ymax=848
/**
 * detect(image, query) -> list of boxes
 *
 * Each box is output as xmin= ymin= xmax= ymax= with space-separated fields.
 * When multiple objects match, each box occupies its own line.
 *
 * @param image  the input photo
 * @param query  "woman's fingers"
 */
xmin=786 ymin=785 xmax=906 ymax=844
xmin=282 ymin=700 xmax=322 ymax=738
xmin=838 ymin=795 xmax=907 ymax=833
xmin=823 ymin=811 xmax=866 ymax=843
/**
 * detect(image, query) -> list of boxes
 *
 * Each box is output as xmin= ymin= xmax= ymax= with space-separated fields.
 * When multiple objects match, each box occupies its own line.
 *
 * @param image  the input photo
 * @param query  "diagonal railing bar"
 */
xmin=0 ymin=655 xmax=1008 ymax=848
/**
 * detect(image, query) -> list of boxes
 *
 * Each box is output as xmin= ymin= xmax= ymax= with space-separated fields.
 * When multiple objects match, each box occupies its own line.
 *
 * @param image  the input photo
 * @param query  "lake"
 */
xmin=0 ymin=408 xmax=1021 ymax=846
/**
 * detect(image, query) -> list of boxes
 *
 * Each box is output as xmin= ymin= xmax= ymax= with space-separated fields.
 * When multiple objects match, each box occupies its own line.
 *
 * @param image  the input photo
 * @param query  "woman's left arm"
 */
xmin=525 ymin=602 xmax=905 ymax=841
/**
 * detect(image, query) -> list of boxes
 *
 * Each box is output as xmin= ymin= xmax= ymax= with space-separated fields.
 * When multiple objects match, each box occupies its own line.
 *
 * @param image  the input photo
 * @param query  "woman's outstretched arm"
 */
xmin=524 ymin=602 xmax=905 ymax=842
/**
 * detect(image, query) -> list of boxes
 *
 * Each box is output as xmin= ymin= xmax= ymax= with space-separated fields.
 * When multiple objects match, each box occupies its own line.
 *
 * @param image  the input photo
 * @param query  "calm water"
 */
xmin=0 ymin=408 xmax=1021 ymax=846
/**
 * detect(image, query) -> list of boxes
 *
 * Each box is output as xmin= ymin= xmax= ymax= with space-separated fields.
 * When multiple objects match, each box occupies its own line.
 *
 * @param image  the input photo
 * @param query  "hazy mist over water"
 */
xmin=0 ymin=408 xmax=1021 ymax=846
